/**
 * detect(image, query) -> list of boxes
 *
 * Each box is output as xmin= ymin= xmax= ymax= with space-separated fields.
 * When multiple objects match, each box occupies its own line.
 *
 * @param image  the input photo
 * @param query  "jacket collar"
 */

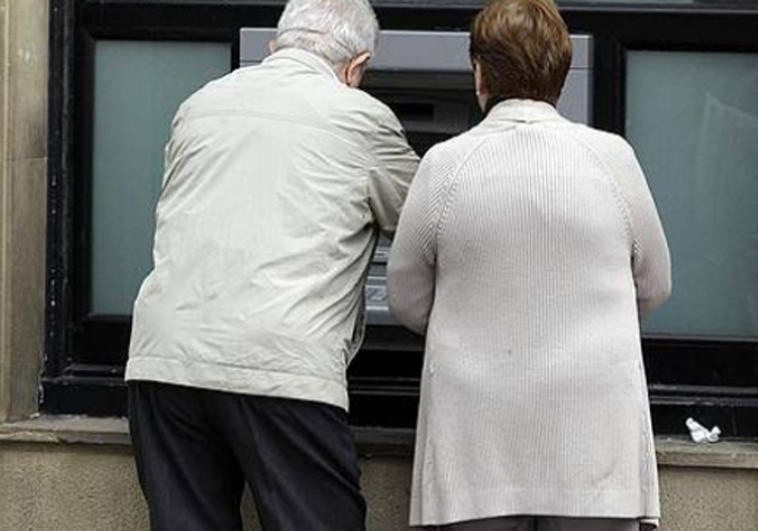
xmin=484 ymin=98 xmax=564 ymax=124
xmin=262 ymin=48 xmax=340 ymax=82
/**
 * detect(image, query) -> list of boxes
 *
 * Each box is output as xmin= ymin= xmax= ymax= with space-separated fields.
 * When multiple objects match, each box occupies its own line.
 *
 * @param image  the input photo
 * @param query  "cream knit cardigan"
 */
xmin=387 ymin=99 xmax=671 ymax=527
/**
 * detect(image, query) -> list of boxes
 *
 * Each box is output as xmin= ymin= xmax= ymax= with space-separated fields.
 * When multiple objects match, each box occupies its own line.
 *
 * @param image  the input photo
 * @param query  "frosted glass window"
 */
xmin=626 ymin=51 xmax=758 ymax=338
xmin=90 ymin=41 xmax=230 ymax=315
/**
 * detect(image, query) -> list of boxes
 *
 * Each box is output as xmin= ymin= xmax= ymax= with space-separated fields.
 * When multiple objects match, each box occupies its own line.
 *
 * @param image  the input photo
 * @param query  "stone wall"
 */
xmin=0 ymin=0 xmax=48 ymax=422
xmin=0 ymin=3 xmax=756 ymax=531
xmin=1 ymin=420 xmax=757 ymax=531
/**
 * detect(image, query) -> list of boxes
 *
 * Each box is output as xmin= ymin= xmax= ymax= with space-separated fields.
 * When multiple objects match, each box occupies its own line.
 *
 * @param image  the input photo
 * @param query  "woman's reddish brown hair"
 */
xmin=470 ymin=0 xmax=572 ymax=105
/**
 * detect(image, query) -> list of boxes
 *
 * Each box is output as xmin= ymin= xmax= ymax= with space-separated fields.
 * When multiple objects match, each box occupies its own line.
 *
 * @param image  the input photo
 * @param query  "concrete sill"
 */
xmin=2 ymin=416 xmax=758 ymax=470
xmin=654 ymin=436 xmax=758 ymax=470
xmin=0 ymin=416 xmax=417 ymax=456
xmin=0 ymin=416 xmax=131 ymax=446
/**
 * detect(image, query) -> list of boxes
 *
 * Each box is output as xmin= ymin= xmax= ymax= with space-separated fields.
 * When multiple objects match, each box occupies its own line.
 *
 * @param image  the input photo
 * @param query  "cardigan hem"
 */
xmin=410 ymin=487 xmax=660 ymax=528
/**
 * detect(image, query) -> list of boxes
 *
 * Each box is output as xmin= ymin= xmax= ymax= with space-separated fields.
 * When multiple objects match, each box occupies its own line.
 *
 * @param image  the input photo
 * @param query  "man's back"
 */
xmin=127 ymin=4 xmax=417 ymax=530
xmin=126 ymin=48 xmax=418 ymax=409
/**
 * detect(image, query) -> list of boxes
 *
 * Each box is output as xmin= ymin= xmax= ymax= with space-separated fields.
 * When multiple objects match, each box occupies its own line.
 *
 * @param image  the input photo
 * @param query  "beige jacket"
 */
xmin=126 ymin=48 xmax=419 ymax=410
xmin=388 ymin=100 xmax=670 ymax=526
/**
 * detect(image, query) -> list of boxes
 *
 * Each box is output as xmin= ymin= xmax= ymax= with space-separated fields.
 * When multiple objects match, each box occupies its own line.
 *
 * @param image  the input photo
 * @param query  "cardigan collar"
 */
xmin=262 ymin=48 xmax=341 ymax=82
xmin=484 ymin=98 xmax=565 ymax=124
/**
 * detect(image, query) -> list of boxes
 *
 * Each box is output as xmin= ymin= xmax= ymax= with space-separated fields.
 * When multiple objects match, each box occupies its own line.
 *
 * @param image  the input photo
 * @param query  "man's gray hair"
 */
xmin=274 ymin=0 xmax=379 ymax=68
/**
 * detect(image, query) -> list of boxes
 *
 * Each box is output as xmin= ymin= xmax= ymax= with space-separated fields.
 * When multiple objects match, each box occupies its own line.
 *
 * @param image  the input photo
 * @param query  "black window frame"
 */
xmin=45 ymin=0 xmax=758 ymax=435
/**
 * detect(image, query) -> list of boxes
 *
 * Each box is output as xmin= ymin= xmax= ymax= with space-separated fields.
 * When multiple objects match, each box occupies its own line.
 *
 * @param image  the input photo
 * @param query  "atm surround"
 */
xmin=240 ymin=28 xmax=594 ymax=325
xmin=240 ymin=29 xmax=593 ymax=124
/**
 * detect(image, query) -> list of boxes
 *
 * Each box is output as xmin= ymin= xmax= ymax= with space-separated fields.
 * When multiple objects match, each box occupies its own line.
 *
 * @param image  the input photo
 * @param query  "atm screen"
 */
xmin=363 ymin=71 xmax=481 ymax=157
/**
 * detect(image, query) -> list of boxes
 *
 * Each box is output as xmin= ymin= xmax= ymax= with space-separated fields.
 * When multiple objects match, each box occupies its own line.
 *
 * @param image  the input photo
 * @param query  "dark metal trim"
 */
xmin=72 ymin=27 xmax=95 ymax=341
xmin=45 ymin=0 xmax=77 ymax=378
xmin=67 ymin=0 xmax=758 ymax=13
xmin=40 ymin=373 xmax=758 ymax=436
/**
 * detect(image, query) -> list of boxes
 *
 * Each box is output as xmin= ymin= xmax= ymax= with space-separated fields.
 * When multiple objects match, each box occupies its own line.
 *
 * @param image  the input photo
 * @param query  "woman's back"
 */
xmin=432 ymin=101 xmax=640 ymax=374
xmin=388 ymin=99 xmax=670 ymax=526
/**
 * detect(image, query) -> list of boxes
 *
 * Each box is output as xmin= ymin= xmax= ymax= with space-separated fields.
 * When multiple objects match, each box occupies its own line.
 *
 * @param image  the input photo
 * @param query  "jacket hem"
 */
xmin=125 ymin=355 xmax=349 ymax=411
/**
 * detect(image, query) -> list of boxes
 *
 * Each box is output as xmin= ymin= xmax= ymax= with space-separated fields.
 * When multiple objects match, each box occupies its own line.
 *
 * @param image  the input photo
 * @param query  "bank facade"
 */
xmin=1 ymin=1 xmax=758 ymax=530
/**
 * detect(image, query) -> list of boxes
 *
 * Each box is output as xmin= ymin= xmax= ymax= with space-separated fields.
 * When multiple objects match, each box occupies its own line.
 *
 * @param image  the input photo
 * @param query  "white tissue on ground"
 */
xmin=686 ymin=418 xmax=721 ymax=443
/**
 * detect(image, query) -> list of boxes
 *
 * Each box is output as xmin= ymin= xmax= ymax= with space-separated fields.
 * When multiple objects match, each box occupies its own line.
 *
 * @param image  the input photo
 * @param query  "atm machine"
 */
xmin=240 ymin=29 xmax=593 ymax=326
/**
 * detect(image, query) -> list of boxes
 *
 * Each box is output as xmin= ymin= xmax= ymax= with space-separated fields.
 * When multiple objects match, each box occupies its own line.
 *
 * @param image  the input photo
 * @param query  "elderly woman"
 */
xmin=387 ymin=1 xmax=671 ymax=530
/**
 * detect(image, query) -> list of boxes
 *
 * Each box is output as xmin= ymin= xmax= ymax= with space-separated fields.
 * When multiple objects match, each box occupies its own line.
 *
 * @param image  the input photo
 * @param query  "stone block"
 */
xmin=5 ymin=157 xmax=46 ymax=419
xmin=7 ymin=0 xmax=49 ymax=161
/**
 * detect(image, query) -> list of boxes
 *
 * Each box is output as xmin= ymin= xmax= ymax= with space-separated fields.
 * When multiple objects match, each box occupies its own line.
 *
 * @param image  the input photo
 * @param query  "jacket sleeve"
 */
xmin=367 ymin=109 xmax=420 ymax=238
xmin=159 ymin=105 xmax=189 ymax=193
xmin=614 ymin=141 xmax=673 ymax=320
xmin=387 ymin=155 xmax=437 ymax=335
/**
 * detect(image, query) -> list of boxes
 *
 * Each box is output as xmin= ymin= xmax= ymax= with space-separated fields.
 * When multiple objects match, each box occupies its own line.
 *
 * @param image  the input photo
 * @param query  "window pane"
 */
xmin=90 ymin=41 xmax=230 ymax=315
xmin=626 ymin=51 xmax=758 ymax=338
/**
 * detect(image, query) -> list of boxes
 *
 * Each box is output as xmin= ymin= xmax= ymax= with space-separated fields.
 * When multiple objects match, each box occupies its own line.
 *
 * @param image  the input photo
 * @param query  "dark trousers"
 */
xmin=128 ymin=381 xmax=367 ymax=531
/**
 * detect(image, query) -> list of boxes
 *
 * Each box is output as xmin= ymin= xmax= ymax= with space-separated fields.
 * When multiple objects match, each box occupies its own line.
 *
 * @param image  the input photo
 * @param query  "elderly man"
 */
xmin=125 ymin=1 xmax=419 ymax=530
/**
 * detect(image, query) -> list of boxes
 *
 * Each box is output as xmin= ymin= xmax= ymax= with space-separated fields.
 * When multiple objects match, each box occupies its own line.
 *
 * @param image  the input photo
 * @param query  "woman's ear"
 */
xmin=473 ymin=62 xmax=489 ymax=112
xmin=474 ymin=61 xmax=487 ymax=96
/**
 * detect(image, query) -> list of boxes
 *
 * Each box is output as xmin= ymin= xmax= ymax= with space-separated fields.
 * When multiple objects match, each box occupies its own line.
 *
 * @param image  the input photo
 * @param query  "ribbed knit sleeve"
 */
xmin=583 ymin=134 xmax=672 ymax=319
xmin=387 ymin=153 xmax=439 ymax=335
